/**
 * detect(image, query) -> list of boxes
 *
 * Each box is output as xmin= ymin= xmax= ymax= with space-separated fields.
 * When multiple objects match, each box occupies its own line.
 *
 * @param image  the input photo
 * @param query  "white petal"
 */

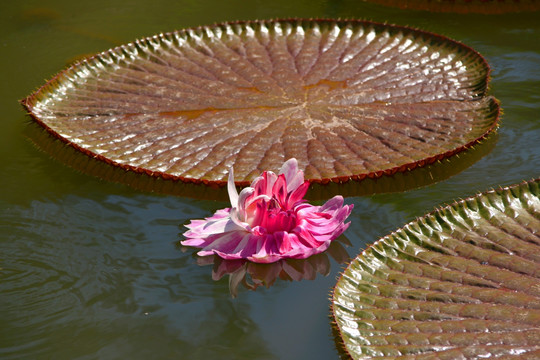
xmin=228 ymin=166 xmax=239 ymax=207
xmin=279 ymin=158 xmax=298 ymax=179
xmin=237 ymin=187 xmax=255 ymax=221
xmin=279 ymin=158 xmax=304 ymax=192
xmin=230 ymin=207 xmax=251 ymax=231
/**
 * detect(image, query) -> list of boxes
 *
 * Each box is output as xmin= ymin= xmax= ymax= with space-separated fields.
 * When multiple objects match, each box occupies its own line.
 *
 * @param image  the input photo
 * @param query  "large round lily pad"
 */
xmin=332 ymin=178 xmax=540 ymax=359
xmin=22 ymin=19 xmax=499 ymax=186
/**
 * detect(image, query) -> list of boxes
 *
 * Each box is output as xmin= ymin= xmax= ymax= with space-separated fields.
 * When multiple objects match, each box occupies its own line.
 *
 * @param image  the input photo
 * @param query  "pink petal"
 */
xmin=250 ymin=175 xmax=266 ymax=196
xmin=184 ymin=219 xmax=207 ymax=230
xmin=183 ymin=209 xmax=242 ymax=237
xmin=286 ymin=181 xmax=309 ymax=208
xmin=272 ymin=174 xmax=288 ymax=207
xmin=251 ymin=172 xmax=274 ymax=197
xmin=192 ymin=218 xmax=239 ymax=236
xmin=185 ymin=208 xmax=230 ymax=231
xmin=262 ymin=171 xmax=278 ymax=196
xmin=293 ymin=225 xmax=325 ymax=249
xmin=320 ymin=195 xmax=345 ymax=212
xmin=249 ymin=199 xmax=269 ymax=229
xmin=197 ymin=231 xmax=249 ymax=257
xmin=275 ymin=231 xmax=295 ymax=254
xmin=181 ymin=237 xmax=208 ymax=247
xmin=230 ymin=233 xmax=254 ymax=256
xmin=214 ymin=234 xmax=256 ymax=260
xmin=249 ymin=234 xmax=281 ymax=263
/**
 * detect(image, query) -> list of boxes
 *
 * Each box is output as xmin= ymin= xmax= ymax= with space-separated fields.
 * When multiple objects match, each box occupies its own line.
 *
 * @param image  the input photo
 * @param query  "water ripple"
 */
xmin=0 ymin=194 xmax=274 ymax=359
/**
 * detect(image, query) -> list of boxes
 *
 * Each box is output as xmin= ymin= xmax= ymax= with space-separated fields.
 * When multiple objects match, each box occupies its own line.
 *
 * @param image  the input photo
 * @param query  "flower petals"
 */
xmin=182 ymin=158 xmax=353 ymax=263
xmin=272 ymin=174 xmax=288 ymax=206
xmin=286 ymin=181 xmax=309 ymax=208
xmin=229 ymin=207 xmax=251 ymax=231
xmin=198 ymin=231 xmax=249 ymax=257
xmin=279 ymin=158 xmax=305 ymax=192
xmin=236 ymin=186 xmax=255 ymax=221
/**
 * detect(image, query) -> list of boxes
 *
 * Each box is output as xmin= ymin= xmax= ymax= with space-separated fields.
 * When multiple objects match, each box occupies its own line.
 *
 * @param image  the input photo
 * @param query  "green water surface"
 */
xmin=1 ymin=1 xmax=539 ymax=359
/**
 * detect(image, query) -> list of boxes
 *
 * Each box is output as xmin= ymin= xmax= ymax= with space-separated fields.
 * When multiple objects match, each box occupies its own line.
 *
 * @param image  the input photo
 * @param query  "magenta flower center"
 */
xmin=262 ymin=201 xmax=297 ymax=234
xmin=246 ymin=196 xmax=297 ymax=234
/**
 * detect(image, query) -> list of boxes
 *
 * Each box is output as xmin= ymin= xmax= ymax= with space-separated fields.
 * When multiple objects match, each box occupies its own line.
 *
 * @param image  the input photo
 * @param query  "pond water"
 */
xmin=1 ymin=1 xmax=539 ymax=359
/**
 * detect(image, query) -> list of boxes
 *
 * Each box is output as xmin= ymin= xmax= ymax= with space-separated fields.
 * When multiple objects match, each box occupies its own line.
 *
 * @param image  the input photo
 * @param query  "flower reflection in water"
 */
xmin=194 ymin=236 xmax=352 ymax=297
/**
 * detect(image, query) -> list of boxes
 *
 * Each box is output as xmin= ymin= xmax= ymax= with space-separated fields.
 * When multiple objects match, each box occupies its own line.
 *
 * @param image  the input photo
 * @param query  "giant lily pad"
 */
xmin=22 ymin=19 xmax=499 ymax=186
xmin=332 ymin=178 xmax=540 ymax=359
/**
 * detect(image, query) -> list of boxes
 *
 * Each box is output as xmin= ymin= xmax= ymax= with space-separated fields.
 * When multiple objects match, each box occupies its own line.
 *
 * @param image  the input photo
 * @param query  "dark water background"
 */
xmin=1 ymin=1 xmax=539 ymax=359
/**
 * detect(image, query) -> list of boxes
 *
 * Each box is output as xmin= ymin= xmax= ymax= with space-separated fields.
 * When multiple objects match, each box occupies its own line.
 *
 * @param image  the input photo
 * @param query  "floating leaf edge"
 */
xmin=331 ymin=177 xmax=540 ymax=359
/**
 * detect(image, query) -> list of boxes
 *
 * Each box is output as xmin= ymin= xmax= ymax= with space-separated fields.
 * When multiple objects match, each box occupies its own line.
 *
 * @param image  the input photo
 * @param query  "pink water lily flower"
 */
xmin=182 ymin=159 xmax=353 ymax=263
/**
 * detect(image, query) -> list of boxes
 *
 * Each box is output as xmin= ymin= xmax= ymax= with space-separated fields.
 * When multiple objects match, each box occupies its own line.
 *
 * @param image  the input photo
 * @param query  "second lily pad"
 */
xmin=332 ymin=179 xmax=540 ymax=359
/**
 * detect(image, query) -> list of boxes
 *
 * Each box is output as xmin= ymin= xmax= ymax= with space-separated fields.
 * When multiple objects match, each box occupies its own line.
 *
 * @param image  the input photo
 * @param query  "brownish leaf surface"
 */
xmin=23 ymin=19 xmax=499 ymax=186
xmin=332 ymin=179 xmax=540 ymax=359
